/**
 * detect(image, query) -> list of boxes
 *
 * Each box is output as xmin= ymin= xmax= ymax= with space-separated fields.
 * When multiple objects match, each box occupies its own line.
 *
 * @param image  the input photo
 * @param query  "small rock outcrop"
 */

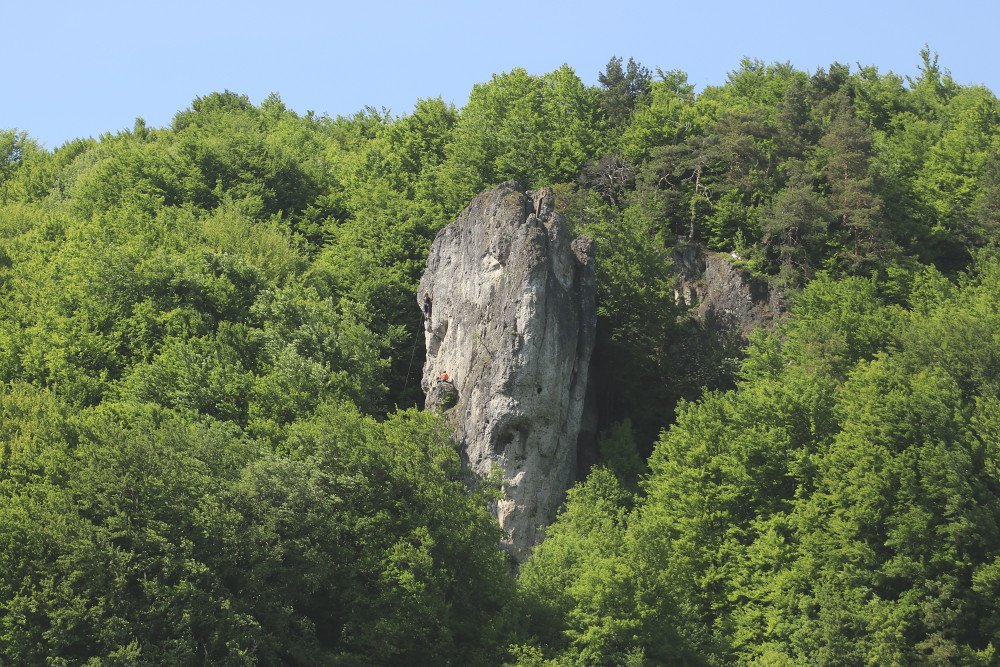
xmin=672 ymin=243 xmax=785 ymax=344
xmin=418 ymin=182 xmax=596 ymax=562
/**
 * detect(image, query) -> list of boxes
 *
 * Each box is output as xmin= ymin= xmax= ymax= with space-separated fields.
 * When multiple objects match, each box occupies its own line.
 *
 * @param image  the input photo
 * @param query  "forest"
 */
xmin=2 ymin=48 xmax=1000 ymax=664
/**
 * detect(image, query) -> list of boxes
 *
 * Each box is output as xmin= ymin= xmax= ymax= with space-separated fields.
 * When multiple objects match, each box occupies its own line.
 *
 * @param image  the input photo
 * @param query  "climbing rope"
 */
xmin=401 ymin=316 xmax=425 ymax=397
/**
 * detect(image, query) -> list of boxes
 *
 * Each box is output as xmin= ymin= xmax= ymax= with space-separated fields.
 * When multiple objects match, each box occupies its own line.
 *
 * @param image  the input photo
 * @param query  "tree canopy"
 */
xmin=2 ymin=50 xmax=1000 ymax=663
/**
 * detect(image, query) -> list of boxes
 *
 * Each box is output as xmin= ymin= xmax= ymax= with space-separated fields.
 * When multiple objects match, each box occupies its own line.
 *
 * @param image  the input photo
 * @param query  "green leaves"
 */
xmin=518 ymin=258 xmax=1000 ymax=664
xmin=440 ymin=66 xmax=604 ymax=209
xmin=0 ymin=391 xmax=511 ymax=663
xmin=597 ymin=56 xmax=652 ymax=129
xmin=2 ymin=52 xmax=1000 ymax=664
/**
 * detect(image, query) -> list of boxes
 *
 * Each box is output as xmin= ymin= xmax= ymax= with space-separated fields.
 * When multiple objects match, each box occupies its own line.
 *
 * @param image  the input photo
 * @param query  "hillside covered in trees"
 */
xmin=2 ymin=49 xmax=1000 ymax=663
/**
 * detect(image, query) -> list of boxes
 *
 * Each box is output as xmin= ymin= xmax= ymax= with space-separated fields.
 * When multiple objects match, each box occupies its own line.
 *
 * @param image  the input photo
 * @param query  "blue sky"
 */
xmin=5 ymin=0 xmax=997 ymax=148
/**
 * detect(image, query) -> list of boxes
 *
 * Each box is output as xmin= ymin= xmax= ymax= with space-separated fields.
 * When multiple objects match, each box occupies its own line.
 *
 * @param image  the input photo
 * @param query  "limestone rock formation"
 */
xmin=672 ymin=242 xmax=785 ymax=344
xmin=418 ymin=181 xmax=596 ymax=563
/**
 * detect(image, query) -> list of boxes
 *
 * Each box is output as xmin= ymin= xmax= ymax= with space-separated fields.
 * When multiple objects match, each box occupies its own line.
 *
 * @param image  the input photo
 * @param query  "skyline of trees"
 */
xmin=2 ymin=49 xmax=999 ymax=663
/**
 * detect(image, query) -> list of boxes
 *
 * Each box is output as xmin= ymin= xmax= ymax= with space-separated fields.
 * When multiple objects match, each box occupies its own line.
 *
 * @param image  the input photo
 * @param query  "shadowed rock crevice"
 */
xmin=418 ymin=181 xmax=596 ymax=562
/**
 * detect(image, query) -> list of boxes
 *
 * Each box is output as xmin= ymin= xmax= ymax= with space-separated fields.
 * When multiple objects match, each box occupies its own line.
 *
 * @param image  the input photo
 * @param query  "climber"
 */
xmin=436 ymin=371 xmax=452 ymax=384
xmin=422 ymin=293 xmax=433 ymax=320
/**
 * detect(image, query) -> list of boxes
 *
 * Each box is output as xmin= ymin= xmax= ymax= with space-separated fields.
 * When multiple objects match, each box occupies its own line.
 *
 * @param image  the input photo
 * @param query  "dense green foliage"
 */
xmin=2 ymin=49 xmax=999 ymax=663
xmin=516 ymin=266 xmax=1000 ymax=664
xmin=1 ymin=396 xmax=510 ymax=664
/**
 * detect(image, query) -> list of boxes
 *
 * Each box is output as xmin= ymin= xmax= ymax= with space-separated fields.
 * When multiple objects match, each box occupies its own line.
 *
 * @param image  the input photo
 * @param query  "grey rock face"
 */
xmin=672 ymin=243 xmax=785 ymax=344
xmin=418 ymin=182 xmax=596 ymax=563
